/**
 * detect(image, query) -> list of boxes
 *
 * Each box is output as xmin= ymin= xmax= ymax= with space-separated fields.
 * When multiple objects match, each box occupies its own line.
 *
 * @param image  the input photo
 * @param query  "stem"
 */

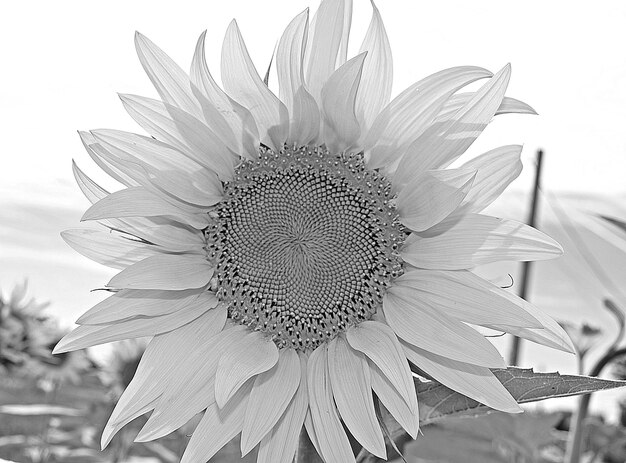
xmin=565 ymin=346 xmax=626 ymax=463
xmin=294 ymin=428 xmax=323 ymax=463
xmin=508 ymin=149 xmax=544 ymax=365
xmin=39 ymin=385 xmax=58 ymax=463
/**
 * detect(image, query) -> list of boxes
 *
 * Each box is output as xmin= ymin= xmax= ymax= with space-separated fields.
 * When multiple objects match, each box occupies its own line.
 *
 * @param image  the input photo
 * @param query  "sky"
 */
xmin=2 ymin=0 xmax=626 ymax=419
xmin=2 ymin=0 xmax=626 ymax=197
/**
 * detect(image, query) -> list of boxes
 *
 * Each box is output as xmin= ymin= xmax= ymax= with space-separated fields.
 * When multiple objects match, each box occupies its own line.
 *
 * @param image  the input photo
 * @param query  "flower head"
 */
xmin=58 ymin=0 xmax=574 ymax=461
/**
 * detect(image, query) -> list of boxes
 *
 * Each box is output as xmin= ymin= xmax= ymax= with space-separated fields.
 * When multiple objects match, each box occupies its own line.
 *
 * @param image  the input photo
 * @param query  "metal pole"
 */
xmin=508 ymin=149 xmax=544 ymax=365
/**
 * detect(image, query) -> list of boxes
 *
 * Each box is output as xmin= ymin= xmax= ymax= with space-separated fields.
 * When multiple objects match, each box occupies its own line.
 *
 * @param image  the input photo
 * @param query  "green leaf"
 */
xmin=418 ymin=367 xmax=626 ymax=425
xmin=379 ymin=367 xmax=626 ymax=441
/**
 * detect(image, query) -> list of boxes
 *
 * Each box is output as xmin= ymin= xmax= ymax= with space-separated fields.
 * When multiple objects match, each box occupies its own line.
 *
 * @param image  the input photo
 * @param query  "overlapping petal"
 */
xmin=277 ymin=9 xmax=310 ymax=114
xmin=320 ymin=53 xmax=366 ymax=152
xmin=364 ymin=66 xmax=492 ymax=169
xmin=401 ymin=213 xmax=563 ymax=270
xmin=346 ymin=321 xmax=416 ymax=411
xmin=355 ymin=0 xmax=392 ymax=132
xmin=119 ymin=94 xmax=237 ymax=180
xmin=134 ymin=32 xmax=203 ymax=119
xmin=459 ymin=145 xmax=523 ymax=213
xmin=76 ymin=288 xmax=203 ymax=325
xmin=240 ymin=348 xmax=301 ymax=454
xmin=61 ymin=229 xmax=157 ymax=270
xmin=328 ymin=335 xmax=385 ymax=458
xmin=222 ymin=20 xmax=289 ymax=149
xmin=383 ymin=291 xmax=506 ymax=368
xmin=180 ymin=381 xmax=253 ymax=463
xmin=191 ymin=31 xmax=259 ymax=158
xmin=391 ymin=269 xmax=542 ymax=328
xmin=136 ymin=319 xmax=241 ymax=442
xmin=307 ymin=346 xmax=355 ymax=463
xmin=397 ymin=168 xmax=476 ymax=232
xmin=394 ymin=64 xmax=512 ymax=186
xmin=304 ymin=0 xmax=351 ymax=102
xmin=370 ymin=362 xmax=419 ymax=438
xmin=54 ymin=292 xmax=217 ymax=353
xmin=257 ymin=355 xmax=308 ymax=463
xmin=100 ymin=308 xmax=225 ymax=447
xmin=214 ymin=331 xmax=279 ymax=408
xmin=107 ymin=253 xmax=213 ymax=290
xmin=403 ymin=342 xmax=522 ymax=413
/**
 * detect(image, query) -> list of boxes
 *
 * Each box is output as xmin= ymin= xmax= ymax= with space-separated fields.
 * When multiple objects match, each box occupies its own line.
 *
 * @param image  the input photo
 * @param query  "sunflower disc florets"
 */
xmin=205 ymin=144 xmax=405 ymax=349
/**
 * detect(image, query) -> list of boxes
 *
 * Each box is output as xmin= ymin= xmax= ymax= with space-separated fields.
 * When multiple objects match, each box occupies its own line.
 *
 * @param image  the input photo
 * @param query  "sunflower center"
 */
xmin=205 ymin=145 xmax=405 ymax=350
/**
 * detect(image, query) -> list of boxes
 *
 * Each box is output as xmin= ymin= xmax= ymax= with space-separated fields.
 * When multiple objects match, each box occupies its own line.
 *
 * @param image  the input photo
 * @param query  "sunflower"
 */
xmin=57 ymin=0 xmax=574 ymax=461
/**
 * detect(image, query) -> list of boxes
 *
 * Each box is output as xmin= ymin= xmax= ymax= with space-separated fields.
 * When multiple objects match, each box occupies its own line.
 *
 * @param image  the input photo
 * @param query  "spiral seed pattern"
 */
xmin=205 ymin=145 xmax=405 ymax=350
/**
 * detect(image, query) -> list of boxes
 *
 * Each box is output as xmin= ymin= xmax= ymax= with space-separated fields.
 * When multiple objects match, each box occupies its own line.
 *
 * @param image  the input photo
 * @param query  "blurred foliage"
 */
xmin=388 ymin=410 xmax=626 ymax=463
xmin=0 ymin=282 xmax=93 ymax=391
xmin=4 ymin=284 xmax=626 ymax=463
xmin=0 ymin=281 xmax=53 ymax=373
xmin=403 ymin=412 xmax=563 ymax=463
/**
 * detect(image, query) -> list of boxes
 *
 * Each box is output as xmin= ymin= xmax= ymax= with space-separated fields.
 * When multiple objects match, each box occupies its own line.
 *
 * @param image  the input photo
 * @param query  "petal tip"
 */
xmin=509 ymin=403 xmax=524 ymax=414
xmin=214 ymin=388 xmax=229 ymax=409
xmin=239 ymin=433 xmax=255 ymax=457
xmin=134 ymin=428 xmax=154 ymax=443
xmin=80 ymin=208 xmax=96 ymax=221
xmin=51 ymin=343 xmax=66 ymax=355
xmin=100 ymin=426 xmax=115 ymax=450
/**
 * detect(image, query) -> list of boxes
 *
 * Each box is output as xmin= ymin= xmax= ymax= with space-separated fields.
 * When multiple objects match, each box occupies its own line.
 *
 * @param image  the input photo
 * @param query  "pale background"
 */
xmin=1 ymin=0 xmax=626 ymax=419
